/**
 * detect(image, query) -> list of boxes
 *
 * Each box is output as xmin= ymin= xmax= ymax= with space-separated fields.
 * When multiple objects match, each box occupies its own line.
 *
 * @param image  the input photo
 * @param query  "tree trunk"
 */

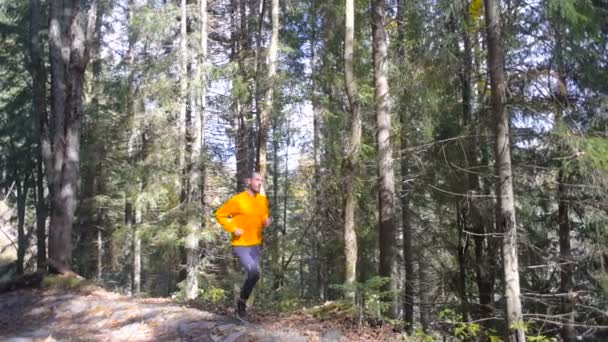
xmin=483 ymin=0 xmax=525 ymax=340
xmin=558 ymin=169 xmax=575 ymax=341
xmin=92 ymin=0 xmax=105 ymax=281
xmin=233 ymin=0 xmax=251 ymax=192
xmin=473 ymin=151 xmax=497 ymax=322
xmin=184 ymin=0 xmax=209 ymax=301
xmin=281 ymin=119 xmax=290 ymax=267
xmin=75 ymin=0 xmax=104 ymax=278
xmin=269 ymin=116 xmax=281 ymax=288
xmin=256 ymin=0 xmax=279 ymax=192
xmin=198 ymin=0 xmax=208 ymax=229
xmin=371 ymin=0 xmax=397 ymax=317
xmin=456 ymin=204 xmax=470 ymax=321
xmin=97 ymin=226 xmax=103 ymax=280
xmin=459 ymin=0 xmax=499 ymax=325
xmin=30 ymin=0 xmax=48 ymax=271
xmin=178 ymin=0 xmax=193 ymax=288
xmin=179 ymin=0 xmax=190 ymax=202
xmin=185 ymin=219 xmax=199 ymax=299
xmin=36 ymin=153 xmax=47 ymax=271
xmin=396 ymin=0 xmax=415 ymax=329
xmin=310 ymin=0 xmax=324 ymax=301
xmin=132 ymin=200 xmax=141 ymax=294
xmin=553 ymin=14 xmax=576 ymax=340
xmin=125 ymin=0 xmax=142 ymax=295
xmin=47 ymin=0 xmax=69 ymax=269
xmin=342 ymin=0 xmax=361 ymax=301
xmin=48 ymin=0 xmax=98 ymax=270
xmin=419 ymin=247 xmax=430 ymax=331
xmin=16 ymin=176 xmax=29 ymax=275
xmin=474 ymin=215 xmax=497 ymax=320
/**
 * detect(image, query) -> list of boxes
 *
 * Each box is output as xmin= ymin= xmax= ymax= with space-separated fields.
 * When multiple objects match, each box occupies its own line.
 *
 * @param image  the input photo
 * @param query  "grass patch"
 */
xmin=41 ymin=274 xmax=89 ymax=290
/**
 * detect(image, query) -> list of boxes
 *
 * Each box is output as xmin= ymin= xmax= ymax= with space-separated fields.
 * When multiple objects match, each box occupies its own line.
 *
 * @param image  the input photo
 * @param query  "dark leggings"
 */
xmin=233 ymin=245 xmax=261 ymax=301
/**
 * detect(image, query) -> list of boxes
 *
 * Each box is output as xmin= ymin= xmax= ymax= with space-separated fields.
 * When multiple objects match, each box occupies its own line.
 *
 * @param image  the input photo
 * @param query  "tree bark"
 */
xmin=30 ymin=0 xmax=48 ymax=271
xmin=184 ymin=0 xmax=209 ymax=300
xmin=371 ymin=0 xmax=397 ymax=317
xmin=310 ymin=0 xmax=324 ymax=301
xmin=552 ymin=12 xmax=576 ymax=340
xmin=97 ymin=226 xmax=103 ymax=280
xmin=179 ymin=0 xmax=190 ymax=203
xmin=16 ymin=175 xmax=30 ymax=275
xmin=132 ymin=206 xmax=141 ymax=295
xmin=75 ymin=0 xmax=105 ymax=279
xmin=456 ymin=204 xmax=470 ymax=321
xmin=233 ymin=0 xmax=251 ymax=192
xmin=483 ymin=0 xmax=525 ymax=340
xmin=36 ymin=153 xmax=47 ymax=271
xmin=558 ymin=168 xmax=575 ymax=342
xmin=92 ymin=0 xmax=105 ymax=281
xmin=419 ymin=247 xmax=430 ymax=331
xmin=198 ymin=0 xmax=208 ymax=227
xmin=125 ymin=0 xmax=142 ymax=295
xmin=396 ymin=0 xmax=415 ymax=330
xmin=256 ymin=0 xmax=279 ymax=193
xmin=342 ymin=0 xmax=361 ymax=301
xmin=48 ymin=0 xmax=98 ymax=270
xmin=47 ymin=0 xmax=69 ymax=268
xmin=460 ymin=0 xmax=498 ymax=325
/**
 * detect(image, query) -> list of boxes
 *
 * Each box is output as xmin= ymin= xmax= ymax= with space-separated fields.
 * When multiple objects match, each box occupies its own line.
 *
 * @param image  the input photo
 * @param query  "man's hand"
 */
xmin=264 ymin=217 xmax=272 ymax=228
xmin=234 ymin=228 xmax=243 ymax=237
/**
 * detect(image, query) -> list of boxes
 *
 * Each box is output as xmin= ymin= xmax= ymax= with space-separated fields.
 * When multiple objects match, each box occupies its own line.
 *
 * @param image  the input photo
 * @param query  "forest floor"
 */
xmin=0 ymin=280 xmax=405 ymax=341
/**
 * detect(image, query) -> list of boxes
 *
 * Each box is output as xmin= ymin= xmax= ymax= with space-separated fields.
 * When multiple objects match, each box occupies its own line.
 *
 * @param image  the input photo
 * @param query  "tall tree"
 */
xmin=342 ymin=0 xmax=361 ymax=301
xmin=180 ymin=0 xmax=190 ymax=202
xmin=76 ymin=0 xmax=106 ymax=279
xmin=396 ymin=0 xmax=415 ymax=330
xmin=552 ymin=7 xmax=575 ymax=339
xmin=125 ymin=0 xmax=142 ymax=295
xmin=483 ymin=0 xmax=525 ymax=340
xmin=463 ymin=0 xmax=498 ymax=325
xmin=47 ymin=0 xmax=98 ymax=271
xmin=371 ymin=0 xmax=397 ymax=315
xmin=256 ymin=0 xmax=279 ymax=190
xmin=309 ymin=0 xmax=325 ymax=301
xmin=233 ymin=0 xmax=253 ymax=191
xmin=15 ymin=172 xmax=30 ymax=275
xmin=184 ymin=0 xmax=209 ymax=300
xmin=30 ymin=0 xmax=48 ymax=271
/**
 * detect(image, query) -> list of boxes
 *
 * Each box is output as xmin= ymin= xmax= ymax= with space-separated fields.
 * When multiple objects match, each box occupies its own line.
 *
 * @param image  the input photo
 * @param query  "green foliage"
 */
xmin=489 ymin=335 xmax=504 ymax=342
xmin=199 ymin=287 xmax=227 ymax=304
xmin=439 ymin=308 xmax=507 ymax=341
xmin=330 ymin=276 xmax=397 ymax=323
xmin=413 ymin=328 xmax=436 ymax=342
xmin=307 ymin=300 xmax=356 ymax=321
xmin=41 ymin=275 xmax=86 ymax=290
xmin=454 ymin=321 xmax=481 ymax=339
xmin=598 ymin=274 xmax=608 ymax=296
xmin=527 ymin=335 xmax=557 ymax=342
xmin=414 ymin=328 xmax=437 ymax=342
xmin=577 ymin=136 xmax=608 ymax=173
xmin=547 ymin=0 xmax=591 ymax=25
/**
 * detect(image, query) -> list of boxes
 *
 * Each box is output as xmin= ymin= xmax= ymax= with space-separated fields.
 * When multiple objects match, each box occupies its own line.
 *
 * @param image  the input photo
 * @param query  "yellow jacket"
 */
xmin=215 ymin=191 xmax=270 ymax=246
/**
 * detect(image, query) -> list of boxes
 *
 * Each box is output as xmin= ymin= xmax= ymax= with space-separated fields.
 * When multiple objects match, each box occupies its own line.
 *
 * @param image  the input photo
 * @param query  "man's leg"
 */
xmin=233 ymin=245 xmax=261 ymax=317
xmin=239 ymin=245 xmax=261 ymax=300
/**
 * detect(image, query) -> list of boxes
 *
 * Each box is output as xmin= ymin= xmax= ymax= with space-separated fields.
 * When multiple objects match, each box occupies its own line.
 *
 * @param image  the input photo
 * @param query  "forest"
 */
xmin=0 ymin=0 xmax=607 ymax=341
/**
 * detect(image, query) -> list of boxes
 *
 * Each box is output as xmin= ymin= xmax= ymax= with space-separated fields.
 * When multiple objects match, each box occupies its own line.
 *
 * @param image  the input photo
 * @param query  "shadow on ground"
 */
xmin=0 ymin=287 xmax=325 ymax=342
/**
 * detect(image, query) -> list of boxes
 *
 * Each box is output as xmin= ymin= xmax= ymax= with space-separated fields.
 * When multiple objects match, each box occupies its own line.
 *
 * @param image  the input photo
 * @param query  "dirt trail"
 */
xmin=0 ymin=286 xmax=400 ymax=341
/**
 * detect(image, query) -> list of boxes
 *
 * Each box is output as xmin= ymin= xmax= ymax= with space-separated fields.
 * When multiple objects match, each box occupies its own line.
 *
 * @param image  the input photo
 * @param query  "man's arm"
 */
xmin=215 ymin=197 xmax=238 ymax=233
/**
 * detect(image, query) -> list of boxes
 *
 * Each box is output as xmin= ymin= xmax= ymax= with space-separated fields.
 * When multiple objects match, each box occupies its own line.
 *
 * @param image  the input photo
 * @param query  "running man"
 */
xmin=215 ymin=172 xmax=271 ymax=321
